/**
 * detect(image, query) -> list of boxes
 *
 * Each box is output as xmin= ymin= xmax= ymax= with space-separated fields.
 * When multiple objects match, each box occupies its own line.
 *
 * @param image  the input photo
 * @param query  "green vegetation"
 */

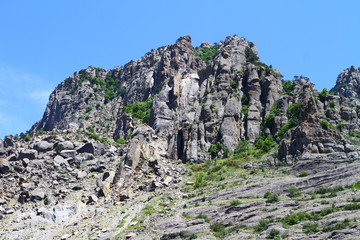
xmin=263 ymin=103 xmax=280 ymax=130
xmin=314 ymin=186 xmax=344 ymax=195
xmin=116 ymin=138 xmax=126 ymax=146
xmin=320 ymin=119 xmax=335 ymax=130
xmin=282 ymin=206 xmax=336 ymax=226
xmin=264 ymin=192 xmax=280 ymax=203
xmin=208 ymin=142 xmax=223 ymax=158
xmin=343 ymin=203 xmax=360 ymax=210
xmin=65 ymin=68 xmax=124 ymax=104
xmin=123 ymin=96 xmax=153 ymax=123
xmin=302 ymin=222 xmax=319 ymax=233
xmin=245 ymin=47 xmax=259 ymax=64
xmin=230 ymin=200 xmax=241 ymax=206
xmin=194 ymin=46 xmax=219 ymax=64
xmin=254 ymin=218 xmax=274 ymax=233
xmin=254 ymin=135 xmax=276 ymax=154
xmin=86 ymin=106 xmax=93 ymax=113
xmin=288 ymin=186 xmax=301 ymax=198
xmin=267 ymin=228 xmax=281 ymax=239
xmin=54 ymin=144 xmax=65 ymax=153
xmin=210 ymin=222 xmax=227 ymax=238
xmin=23 ymin=135 xmax=31 ymax=142
xmin=282 ymin=80 xmax=294 ymax=94
xmin=318 ymin=88 xmax=329 ymax=102
xmin=278 ymin=102 xmax=301 ymax=139
xmin=322 ymin=218 xmax=352 ymax=232
xmin=298 ymin=170 xmax=309 ymax=177
xmin=196 ymin=213 xmax=210 ymax=223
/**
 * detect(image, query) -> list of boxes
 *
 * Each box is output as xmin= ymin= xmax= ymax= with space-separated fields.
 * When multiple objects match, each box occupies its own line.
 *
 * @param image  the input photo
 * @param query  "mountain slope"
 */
xmin=1 ymin=36 xmax=360 ymax=239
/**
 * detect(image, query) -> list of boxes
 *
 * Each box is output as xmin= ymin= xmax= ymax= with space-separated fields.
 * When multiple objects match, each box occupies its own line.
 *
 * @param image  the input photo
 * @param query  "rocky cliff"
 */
xmin=2 ymin=36 xmax=360 ymax=239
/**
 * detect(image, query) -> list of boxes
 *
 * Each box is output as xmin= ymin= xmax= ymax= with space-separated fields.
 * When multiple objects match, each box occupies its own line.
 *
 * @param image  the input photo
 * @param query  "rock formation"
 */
xmin=1 ymin=36 xmax=360 ymax=239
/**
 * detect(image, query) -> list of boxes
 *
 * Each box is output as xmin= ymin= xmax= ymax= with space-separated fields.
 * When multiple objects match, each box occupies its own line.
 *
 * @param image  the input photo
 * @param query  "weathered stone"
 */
xmin=19 ymin=149 xmax=38 ymax=160
xmin=54 ymin=155 xmax=68 ymax=165
xmin=0 ymin=158 xmax=10 ymax=174
xmin=30 ymin=188 xmax=45 ymax=200
xmin=33 ymin=141 xmax=53 ymax=152
xmin=4 ymin=136 xmax=14 ymax=147
xmin=97 ymin=171 xmax=115 ymax=196
xmin=60 ymin=150 xmax=76 ymax=159
xmin=77 ymin=142 xmax=95 ymax=154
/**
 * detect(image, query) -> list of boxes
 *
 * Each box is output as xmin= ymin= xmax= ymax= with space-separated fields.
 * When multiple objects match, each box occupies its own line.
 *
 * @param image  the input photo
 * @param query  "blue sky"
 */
xmin=0 ymin=0 xmax=359 ymax=138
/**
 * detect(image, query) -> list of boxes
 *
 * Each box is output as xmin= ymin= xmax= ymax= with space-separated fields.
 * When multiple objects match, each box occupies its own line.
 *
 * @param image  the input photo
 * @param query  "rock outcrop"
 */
xmin=2 ymin=36 xmax=360 ymax=240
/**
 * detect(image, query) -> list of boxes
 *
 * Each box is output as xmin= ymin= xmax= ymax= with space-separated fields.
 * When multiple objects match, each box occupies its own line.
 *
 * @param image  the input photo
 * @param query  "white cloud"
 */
xmin=27 ymin=90 xmax=51 ymax=105
xmin=0 ymin=63 xmax=54 ymax=136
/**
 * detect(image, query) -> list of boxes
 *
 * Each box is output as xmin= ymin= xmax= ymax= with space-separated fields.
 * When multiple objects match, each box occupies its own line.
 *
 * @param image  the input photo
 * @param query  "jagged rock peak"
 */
xmin=332 ymin=65 xmax=360 ymax=98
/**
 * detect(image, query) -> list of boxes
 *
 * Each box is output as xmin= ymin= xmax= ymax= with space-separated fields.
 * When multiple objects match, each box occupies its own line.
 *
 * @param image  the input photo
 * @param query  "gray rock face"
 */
xmin=332 ymin=65 xmax=360 ymax=98
xmin=32 ymin=35 xmax=283 ymax=164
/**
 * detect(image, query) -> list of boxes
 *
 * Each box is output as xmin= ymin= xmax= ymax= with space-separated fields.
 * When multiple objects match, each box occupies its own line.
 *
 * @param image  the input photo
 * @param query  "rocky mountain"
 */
xmin=1 ymin=35 xmax=360 ymax=240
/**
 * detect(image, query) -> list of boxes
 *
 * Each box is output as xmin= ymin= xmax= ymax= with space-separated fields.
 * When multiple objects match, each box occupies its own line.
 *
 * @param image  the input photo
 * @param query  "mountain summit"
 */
xmin=2 ymin=36 xmax=360 ymax=239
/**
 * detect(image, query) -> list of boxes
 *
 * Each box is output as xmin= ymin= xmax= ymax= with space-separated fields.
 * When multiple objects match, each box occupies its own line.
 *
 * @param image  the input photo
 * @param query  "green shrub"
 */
xmin=277 ymin=102 xmax=301 ymax=139
xmin=86 ymin=126 xmax=94 ymax=133
xmin=194 ymin=46 xmax=219 ymax=64
xmin=208 ymin=142 xmax=223 ymax=157
xmin=230 ymin=200 xmax=241 ymax=206
xmin=89 ymin=133 xmax=100 ymax=141
xmin=320 ymin=119 xmax=335 ymax=130
xmin=298 ymin=170 xmax=308 ymax=177
xmin=234 ymin=141 xmax=249 ymax=154
xmin=254 ymin=135 xmax=275 ymax=153
xmin=282 ymin=80 xmax=294 ymax=94
xmin=116 ymin=138 xmax=126 ymax=145
xmin=54 ymin=144 xmax=65 ymax=153
xmin=302 ymin=222 xmax=319 ymax=233
xmin=264 ymin=192 xmax=279 ymax=203
xmin=194 ymin=172 xmax=206 ymax=189
xmin=210 ymin=222 xmax=228 ymax=238
xmin=254 ymin=219 xmax=273 ymax=233
xmin=267 ymin=228 xmax=280 ymax=239
xmin=329 ymin=100 xmax=336 ymax=108
xmin=318 ymin=88 xmax=328 ymax=102
xmin=23 ymin=135 xmax=31 ymax=142
xmin=263 ymin=103 xmax=280 ymax=130
xmin=343 ymin=203 xmax=360 ymax=210
xmin=314 ymin=186 xmax=344 ymax=195
xmin=123 ymin=96 xmax=153 ymax=123
xmin=231 ymin=80 xmax=238 ymax=89
xmin=245 ymin=47 xmax=259 ymax=64
xmin=85 ymin=106 xmax=93 ymax=113
xmin=288 ymin=186 xmax=301 ymax=198
xmin=322 ymin=219 xmax=351 ymax=232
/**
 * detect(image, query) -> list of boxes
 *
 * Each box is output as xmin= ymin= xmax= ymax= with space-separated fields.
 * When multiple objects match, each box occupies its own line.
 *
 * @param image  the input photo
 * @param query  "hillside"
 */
xmin=1 ymin=35 xmax=360 ymax=239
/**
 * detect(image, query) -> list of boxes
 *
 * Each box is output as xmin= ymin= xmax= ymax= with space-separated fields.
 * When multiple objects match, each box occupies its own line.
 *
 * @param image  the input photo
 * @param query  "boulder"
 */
xmin=60 ymin=150 xmax=76 ymax=159
xmin=19 ymin=149 xmax=38 ymax=160
xmin=0 ymin=158 xmax=10 ymax=174
xmin=97 ymin=171 xmax=115 ymax=197
xmin=77 ymin=142 xmax=95 ymax=154
xmin=33 ymin=141 xmax=53 ymax=152
xmin=30 ymin=188 xmax=46 ymax=200
xmin=4 ymin=136 xmax=14 ymax=147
